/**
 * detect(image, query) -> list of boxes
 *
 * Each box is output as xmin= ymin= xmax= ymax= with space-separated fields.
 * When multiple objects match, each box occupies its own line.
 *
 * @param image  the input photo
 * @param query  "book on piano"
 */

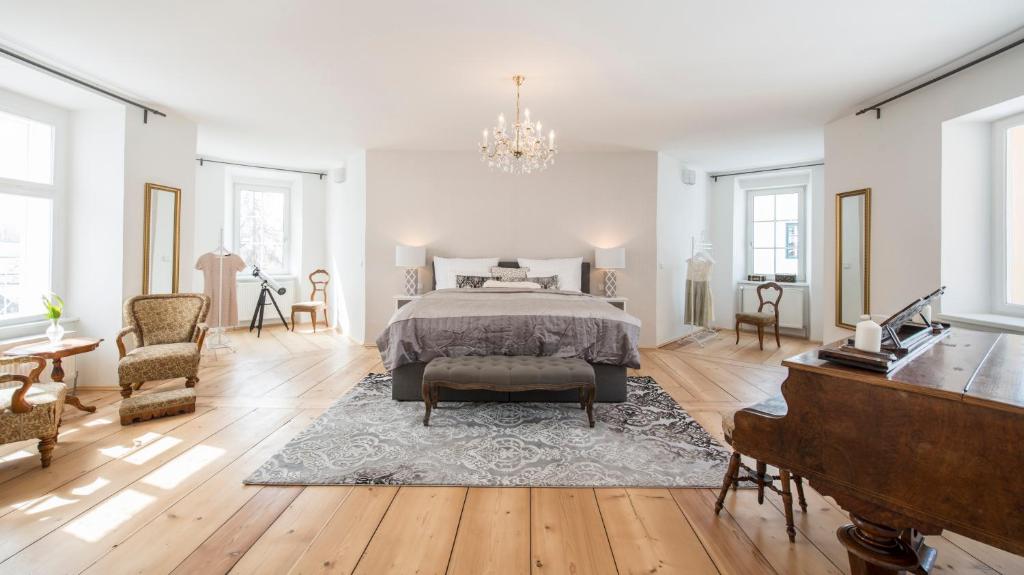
xmin=818 ymin=287 xmax=950 ymax=372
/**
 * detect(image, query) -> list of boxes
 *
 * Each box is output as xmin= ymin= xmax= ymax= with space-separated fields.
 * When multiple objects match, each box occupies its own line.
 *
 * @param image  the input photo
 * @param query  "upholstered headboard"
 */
xmin=430 ymin=260 xmax=592 ymax=293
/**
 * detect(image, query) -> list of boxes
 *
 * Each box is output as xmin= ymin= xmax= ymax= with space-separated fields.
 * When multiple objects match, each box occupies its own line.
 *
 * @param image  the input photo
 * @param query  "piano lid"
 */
xmin=785 ymin=328 xmax=1024 ymax=413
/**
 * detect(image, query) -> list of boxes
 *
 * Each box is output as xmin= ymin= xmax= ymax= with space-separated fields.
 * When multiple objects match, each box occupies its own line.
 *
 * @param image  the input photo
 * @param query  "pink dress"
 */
xmin=195 ymin=253 xmax=247 ymax=328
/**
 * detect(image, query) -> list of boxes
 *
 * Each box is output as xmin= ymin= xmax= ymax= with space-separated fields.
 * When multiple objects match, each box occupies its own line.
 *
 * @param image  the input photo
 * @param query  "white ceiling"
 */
xmin=1 ymin=1 xmax=1023 ymax=171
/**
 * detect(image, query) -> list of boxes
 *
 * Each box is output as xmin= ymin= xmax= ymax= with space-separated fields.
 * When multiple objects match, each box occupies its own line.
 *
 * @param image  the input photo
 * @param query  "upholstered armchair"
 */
xmin=0 ymin=355 xmax=66 ymax=468
xmin=117 ymin=293 xmax=210 ymax=399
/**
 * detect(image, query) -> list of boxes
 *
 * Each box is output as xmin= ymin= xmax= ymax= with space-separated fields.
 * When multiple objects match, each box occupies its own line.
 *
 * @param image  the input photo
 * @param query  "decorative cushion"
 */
xmin=423 ymin=356 xmax=595 ymax=389
xmin=0 ymin=382 xmax=66 ymax=441
xmin=120 ymin=388 xmax=196 ymax=425
xmin=523 ymin=275 xmax=560 ymax=289
xmin=292 ymin=300 xmax=326 ymax=309
xmin=722 ymin=394 xmax=788 ymax=444
xmin=118 ymin=342 xmax=200 ymax=383
xmin=735 ymin=312 xmax=776 ymax=325
xmin=490 ymin=266 xmax=529 ymax=281
xmin=456 ymin=275 xmax=490 ymax=288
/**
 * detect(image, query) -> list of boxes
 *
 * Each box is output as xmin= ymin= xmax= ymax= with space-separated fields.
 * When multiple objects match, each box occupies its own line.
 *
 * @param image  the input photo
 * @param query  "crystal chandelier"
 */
xmin=479 ymin=75 xmax=557 ymax=174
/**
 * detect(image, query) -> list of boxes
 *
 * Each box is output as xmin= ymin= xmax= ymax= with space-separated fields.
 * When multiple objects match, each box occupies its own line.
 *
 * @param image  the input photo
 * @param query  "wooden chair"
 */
xmin=291 ymin=269 xmax=330 ymax=332
xmin=715 ymin=395 xmax=807 ymax=542
xmin=0 ymin=356 xmax=66 ymax=468
xmin=735 ymin=281 xmax=782 ymax=350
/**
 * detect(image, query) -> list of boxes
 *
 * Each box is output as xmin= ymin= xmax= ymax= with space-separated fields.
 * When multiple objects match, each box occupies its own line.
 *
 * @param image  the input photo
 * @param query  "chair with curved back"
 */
xmin=0 ymin=355 xmax=67 ymax=467
xmin=291 ymin=269 xmax=330 ymax=332
xmin=735 ymin=282 xmax=783 ymax=350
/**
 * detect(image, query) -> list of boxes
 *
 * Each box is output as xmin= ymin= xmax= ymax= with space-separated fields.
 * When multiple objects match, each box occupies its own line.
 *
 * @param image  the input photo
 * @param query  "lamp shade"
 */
xmin=395 ymin=245 xmax=426 ymax=268
xmin=595 ymin=247 xmax=625 ymax=269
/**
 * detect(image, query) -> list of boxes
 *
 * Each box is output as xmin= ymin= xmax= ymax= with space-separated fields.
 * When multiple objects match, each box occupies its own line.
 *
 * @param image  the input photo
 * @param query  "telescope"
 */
xmin=248 ymin=265 xmax=289 ymax=335
xmin=251 ymin=266 xmax=286 ymax=295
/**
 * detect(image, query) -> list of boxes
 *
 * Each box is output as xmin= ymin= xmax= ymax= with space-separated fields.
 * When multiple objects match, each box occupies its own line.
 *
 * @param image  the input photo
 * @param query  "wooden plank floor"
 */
xmin=0 ymin=326 xmax=1019 ymax=574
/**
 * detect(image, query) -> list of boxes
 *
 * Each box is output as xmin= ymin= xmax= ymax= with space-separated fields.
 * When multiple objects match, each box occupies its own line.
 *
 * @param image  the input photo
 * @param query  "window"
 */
xmin=0 ymin=110 xmax=56 ymax=325
xmin=234 ymin=183 xmax=290 ymax=275
xmin=0 ymin=110 xmax=54 ymax=185
xmin=997 ymin=113 xmax=1024 ymax=313
xmin=746 ymin=186 xmax=805 ymax=280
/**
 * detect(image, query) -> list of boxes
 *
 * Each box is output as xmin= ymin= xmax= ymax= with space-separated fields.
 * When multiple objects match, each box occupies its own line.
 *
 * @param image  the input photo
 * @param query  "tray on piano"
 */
xmin=819 ymin=287 xmax=950 ymax=372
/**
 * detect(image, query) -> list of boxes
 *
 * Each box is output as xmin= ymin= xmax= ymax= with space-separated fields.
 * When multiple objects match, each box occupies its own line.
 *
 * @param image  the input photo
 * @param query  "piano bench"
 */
xmin=717 ymin=395 xmax=806 ymax=543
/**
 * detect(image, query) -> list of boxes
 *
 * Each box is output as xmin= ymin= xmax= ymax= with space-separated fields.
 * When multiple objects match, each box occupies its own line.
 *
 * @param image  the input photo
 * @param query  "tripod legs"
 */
xmin=248 ymin=284 xmax=290 ymax=337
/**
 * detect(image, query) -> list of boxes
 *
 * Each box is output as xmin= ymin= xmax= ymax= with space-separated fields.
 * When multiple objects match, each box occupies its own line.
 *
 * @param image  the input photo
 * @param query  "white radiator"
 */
xmin=235 ymin=278 xmax=297 ymax=327
xmin=738 ymin=283 xmax=808 ymax=337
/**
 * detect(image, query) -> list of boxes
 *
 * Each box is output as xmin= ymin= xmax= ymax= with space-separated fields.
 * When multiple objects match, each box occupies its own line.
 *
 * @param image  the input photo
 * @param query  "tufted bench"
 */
xmin=421 ymin=356 xmax=596 ymax=427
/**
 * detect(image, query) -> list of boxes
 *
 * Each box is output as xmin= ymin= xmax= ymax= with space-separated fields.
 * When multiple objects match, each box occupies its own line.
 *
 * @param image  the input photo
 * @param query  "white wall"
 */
xmin=123 ymin=111 xmax=198 ymax=298
xmin=709 ymin=165 xmax=824 ymax=340
xmin=67 ymin=108 xmax=126 ymax=386
xmin=823 ymin=45 xmax=1024 ymax=342
xmin=656 ymin=154 xmax=708 ymax=345
xmin=360 ymin=150 xmax=660 ymax=346
xmin=326 ymin=153 xmax=367 ymax=343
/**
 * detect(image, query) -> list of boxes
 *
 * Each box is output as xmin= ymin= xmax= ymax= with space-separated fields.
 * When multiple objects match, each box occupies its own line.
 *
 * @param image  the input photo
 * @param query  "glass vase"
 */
xmin=46 ymin=318 xmax=65 ymax=344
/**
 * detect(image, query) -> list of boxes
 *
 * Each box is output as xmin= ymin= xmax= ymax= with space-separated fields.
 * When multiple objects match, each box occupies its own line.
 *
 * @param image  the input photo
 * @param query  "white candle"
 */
xmin=524 ymin=108 xmax=531 ymax=122
xmin=482 ymin=129 xmax=488 ymax=142
xmin=498 ymin=113 xmax=505 ymax=128
xmin=549 ymin=130 xmax=555 ymax=148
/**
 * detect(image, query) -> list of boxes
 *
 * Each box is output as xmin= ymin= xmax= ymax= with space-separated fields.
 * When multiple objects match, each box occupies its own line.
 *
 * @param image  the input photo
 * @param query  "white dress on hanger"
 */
xmin=196 ymin=252 xmax=247 ymax=328
xmin=684 ymin=253 xmax=715 ymax=327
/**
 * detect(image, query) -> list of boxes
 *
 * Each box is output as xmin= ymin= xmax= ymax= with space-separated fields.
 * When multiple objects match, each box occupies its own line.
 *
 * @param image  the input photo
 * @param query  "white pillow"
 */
xmin=517 ymin=257 xmax=583 ymax=292
xmin=433 ymin=256 xmax=499 ymax=290
xmin=483 ymin=279 xmax=541 ymax=289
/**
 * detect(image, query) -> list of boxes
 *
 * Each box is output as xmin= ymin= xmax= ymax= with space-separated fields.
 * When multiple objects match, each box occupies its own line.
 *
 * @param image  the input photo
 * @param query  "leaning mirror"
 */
xmin=836 ymin=188 xmax=871 ymax=329
xmin=143 ymin=183 xmax=181 ymax=294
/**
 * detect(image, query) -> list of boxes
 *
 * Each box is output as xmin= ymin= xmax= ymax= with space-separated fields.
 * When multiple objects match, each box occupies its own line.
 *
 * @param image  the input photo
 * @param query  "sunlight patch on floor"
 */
xmin=0 ymin=449 xmax=34 ymax=463
xmin=83 ymin=418 xmax=112 ymax=427
xmin=71 ymin=477 xmax=111 ymax=496
xmin=24 ymin=494 xmax=78 ymax=516
xmin=121 ymin=435 xmax=182 ymax=464
xmin=62 ymin=489 xmax=155 ymax=542
xmin=141 ymin=444 xmax=225 ymax=490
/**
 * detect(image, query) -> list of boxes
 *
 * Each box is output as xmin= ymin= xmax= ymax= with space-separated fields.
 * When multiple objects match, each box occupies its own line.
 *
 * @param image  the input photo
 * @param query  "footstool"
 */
xmin=120 ymin=388 xmax=197 ymax=426
xmin=421 ymin=356 xmax=596 ymax=427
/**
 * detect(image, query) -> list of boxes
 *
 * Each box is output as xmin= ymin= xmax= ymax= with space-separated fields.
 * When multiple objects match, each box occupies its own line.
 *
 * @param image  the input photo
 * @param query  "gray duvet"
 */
xmin=376 ymin=288 xmax=641 ymax=370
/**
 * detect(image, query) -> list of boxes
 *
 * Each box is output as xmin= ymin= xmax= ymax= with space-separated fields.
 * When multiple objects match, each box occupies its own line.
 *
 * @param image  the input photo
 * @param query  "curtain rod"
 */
xmin=710 ymin=162 xmax=824 ymax=182
xmin=197 ymin=158 xmax=327 ymax=179
xmin=857 ymin=35 xmax=1024 ymax=119
xmin=0 ymin=44 xmax=166 ymax=124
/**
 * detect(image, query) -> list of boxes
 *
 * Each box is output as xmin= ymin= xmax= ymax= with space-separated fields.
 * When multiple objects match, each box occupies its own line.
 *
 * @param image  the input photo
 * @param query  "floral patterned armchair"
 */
xmin=0 ymin=355 xmax=66 ymax=468
xmin=117 ymin=293 xmax=210 ymax=399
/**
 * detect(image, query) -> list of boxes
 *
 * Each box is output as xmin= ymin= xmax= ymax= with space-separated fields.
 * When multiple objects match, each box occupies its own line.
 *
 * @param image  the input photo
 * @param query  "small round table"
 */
xmin=3 ymin=337 xmax=104 ymax=413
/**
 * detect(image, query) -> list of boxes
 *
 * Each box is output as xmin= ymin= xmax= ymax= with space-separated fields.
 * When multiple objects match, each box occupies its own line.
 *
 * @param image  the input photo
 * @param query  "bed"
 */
xmin=377 ymin=261 xmax=641 ymax=402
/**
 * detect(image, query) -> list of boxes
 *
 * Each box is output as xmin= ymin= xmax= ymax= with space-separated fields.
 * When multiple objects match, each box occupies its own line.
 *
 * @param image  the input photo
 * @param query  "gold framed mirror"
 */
xmin=836 ymin=188 xmax=871 ymax=329
xmin=143 ymin=183 xmax=181 ymax=294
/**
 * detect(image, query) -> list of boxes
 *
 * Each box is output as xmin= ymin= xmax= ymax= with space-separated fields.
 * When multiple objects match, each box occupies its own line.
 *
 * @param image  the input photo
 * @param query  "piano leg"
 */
xmin=838 ymin=514 xmax=921 ymax=575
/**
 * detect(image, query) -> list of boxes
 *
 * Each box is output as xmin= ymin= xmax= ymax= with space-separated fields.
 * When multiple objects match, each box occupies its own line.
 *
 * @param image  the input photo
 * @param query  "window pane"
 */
xmin=753 ymin=222 xmax=774 ymax=248
xmin=0 ymin=111 xmax=54 ymax=185
xmin=775 ymin=192 xmax=799 ymax=220
xmin=1009 ymin=125 xmax=1024 ymax=305
xmin=238 ymin=188 xmax=287 ymax=273
xmin=776 ymin=248 xmax=798 ymax=274
xmin=778 ymin=221 xmax=799 ymax=258
xmin=753 ymin=195 xmax=774 ymax=221
xmin=753 ymin=248 xmax=774 ymax=275
xmin=0 ymin=193 xmax=52 ymax=319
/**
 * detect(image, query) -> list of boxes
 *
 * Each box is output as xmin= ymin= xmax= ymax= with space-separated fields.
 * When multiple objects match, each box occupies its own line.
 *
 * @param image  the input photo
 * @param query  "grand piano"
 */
xmin=731 ymin=305 xmax=1024 ymax=574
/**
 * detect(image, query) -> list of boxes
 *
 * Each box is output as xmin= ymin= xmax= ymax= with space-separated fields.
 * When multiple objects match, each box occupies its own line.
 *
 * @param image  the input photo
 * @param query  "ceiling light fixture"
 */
xmin=479 ymin=75 xmax=557 ymax=174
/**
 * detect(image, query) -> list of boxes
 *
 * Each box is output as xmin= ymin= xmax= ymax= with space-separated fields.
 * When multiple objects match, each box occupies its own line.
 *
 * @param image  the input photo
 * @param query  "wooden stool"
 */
xmin=120 ymin=388 xmax=196 ymax=425
xmin=735 ymin=281 xmax=783 ymax=350
xmin=715 ymin=394 xmax=807 ymax=542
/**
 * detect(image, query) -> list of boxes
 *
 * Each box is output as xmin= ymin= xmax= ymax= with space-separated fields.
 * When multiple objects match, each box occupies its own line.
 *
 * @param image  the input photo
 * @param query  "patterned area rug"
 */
xmin=245 ymin=373 xmax=733 ymax=487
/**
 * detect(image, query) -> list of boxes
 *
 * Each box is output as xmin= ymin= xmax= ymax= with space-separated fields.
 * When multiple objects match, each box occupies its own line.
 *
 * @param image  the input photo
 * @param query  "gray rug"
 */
xmin=245 ymin=373 xmax=732 ymax=487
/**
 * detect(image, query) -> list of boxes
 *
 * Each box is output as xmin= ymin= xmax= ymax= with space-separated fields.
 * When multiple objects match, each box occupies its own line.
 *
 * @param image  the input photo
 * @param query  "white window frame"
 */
xmin=993 ymin=111 xmax=1024 ymax=317
xmin=0 ymin=104 xmax=62 ymax=329
xmin=232 ymin=181 xmax=292 ymax=276
xmin=745 ymin=185 xmax=807 ymax=282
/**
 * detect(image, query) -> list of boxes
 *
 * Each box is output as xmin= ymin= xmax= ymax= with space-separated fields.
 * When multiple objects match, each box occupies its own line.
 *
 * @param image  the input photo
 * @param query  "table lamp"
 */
xmin=395 ymin=245 xmax=426 ymax=296
xmin=595 ymin=247 xmax=625 ymax=297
